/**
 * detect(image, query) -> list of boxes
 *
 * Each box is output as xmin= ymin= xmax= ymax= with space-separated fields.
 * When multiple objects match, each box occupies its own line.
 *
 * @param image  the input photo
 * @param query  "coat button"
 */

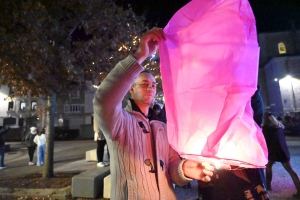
xmin=144 ymin=159 xmax=156 ymax=173
xmin=138 ymin=121 xmax=149 ymax=133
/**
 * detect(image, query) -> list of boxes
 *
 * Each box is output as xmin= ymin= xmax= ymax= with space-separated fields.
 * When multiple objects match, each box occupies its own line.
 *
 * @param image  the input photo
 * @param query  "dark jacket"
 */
xmin=0 ymin=128 xmax=10 ymax=146
xmin=24 ymin=132 xmax=37 ymax=147
xmin=262 ymin=114 xmax=290 ymax=162
xmin=251 ymin=85 xmax=264 ymax=127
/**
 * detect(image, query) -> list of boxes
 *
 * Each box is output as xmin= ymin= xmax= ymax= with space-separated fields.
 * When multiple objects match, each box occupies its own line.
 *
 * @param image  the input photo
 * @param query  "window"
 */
xmin=64 ymin=105 xmax=69 ymax=113
xmin=31 ymin=101 xmax=37 ymax=110
xmin=8 ymin=101 xmax=14 ymax=110
xmin=20 ymin=101 xmax=26 ymax=110
xmin=64 ymin=104 xmax=83 ymax=113
xmin=70 ymin=90 xmax=80 ymax=99
xmin=278 ymin=42 xmax=286 ymax=54
xmin=69 ymin=104 xmax=81 ymax=112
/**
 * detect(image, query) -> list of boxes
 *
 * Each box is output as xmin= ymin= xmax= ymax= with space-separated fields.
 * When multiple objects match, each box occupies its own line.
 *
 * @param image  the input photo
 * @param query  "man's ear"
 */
xmin=129 ymin=85 xmax=134 ymax=94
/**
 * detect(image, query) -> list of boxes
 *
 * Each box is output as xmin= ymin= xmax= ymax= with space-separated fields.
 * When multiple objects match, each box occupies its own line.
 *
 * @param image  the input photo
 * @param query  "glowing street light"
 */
xmin=285 ymin=75 xmax=297 ymax=111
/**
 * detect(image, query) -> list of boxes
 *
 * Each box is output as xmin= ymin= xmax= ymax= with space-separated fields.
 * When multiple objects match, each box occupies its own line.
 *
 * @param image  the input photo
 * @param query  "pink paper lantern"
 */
xmin=159 ymin=0 xmax=268 ymax=168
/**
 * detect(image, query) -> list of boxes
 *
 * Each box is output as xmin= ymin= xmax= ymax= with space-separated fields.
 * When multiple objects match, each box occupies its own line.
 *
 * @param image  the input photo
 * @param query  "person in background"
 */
xmin=161 ymin=104 xmax=167 ymax=123
xmin=247 ymin=85 xmax=268 ymax=188
xmin=262 ymin=111 xmax=300 ymax=199
xmin=93 ymin=27 xmax=214 ymax=200
xmin=251 ymin=85 xmax=264 ymax=127
xmin=33 ymin=128 xmax=46 ymax=166
xmin=277 ymin=112 xmax=284 ymax=122
xmin=152 ymin=104 xmax=161 ymax=115
xmin=24 ymin=127 xmax=37 ymax=166
xmin=153 ymin=104 xmax=162 ymax=120
xmin=94 ymin=118 xmax=109 ymax=167
xmin=153 ymin=104 xmax=167 ymax=123
xmin=243 ymin=85 xmax=269 ymax=197
xmin=0 ymin=126 xmax=10 ymax=169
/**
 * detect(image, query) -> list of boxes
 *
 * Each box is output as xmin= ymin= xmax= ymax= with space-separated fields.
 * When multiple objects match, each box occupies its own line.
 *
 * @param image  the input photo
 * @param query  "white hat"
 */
xmin=30 ymin=127 xmax=37 ymax=131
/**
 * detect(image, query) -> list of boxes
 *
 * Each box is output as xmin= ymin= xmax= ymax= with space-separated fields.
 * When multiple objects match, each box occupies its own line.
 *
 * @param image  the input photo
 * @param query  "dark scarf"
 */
xmin=129 ymin=99 xmax=158 ymax=122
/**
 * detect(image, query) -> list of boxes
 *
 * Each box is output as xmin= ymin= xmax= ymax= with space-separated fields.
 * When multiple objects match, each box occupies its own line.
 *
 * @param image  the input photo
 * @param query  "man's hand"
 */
xmin=94 ymin=132 xmax=100 ymax=141
xmin=182 ymin=160 xmax=214 ymax=182
xmin=133 ymin=27 xmax=166 ymax=64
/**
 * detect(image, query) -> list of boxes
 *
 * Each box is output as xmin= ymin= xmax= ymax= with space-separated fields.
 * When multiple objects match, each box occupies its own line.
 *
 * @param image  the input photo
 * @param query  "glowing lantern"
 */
xmin=159 ymin=0 xmax=268 ymax=168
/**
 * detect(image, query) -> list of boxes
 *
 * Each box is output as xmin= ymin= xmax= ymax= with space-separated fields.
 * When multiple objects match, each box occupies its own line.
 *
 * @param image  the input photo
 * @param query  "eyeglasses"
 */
xmin=133 ymin=83 xmax=156 ymax=89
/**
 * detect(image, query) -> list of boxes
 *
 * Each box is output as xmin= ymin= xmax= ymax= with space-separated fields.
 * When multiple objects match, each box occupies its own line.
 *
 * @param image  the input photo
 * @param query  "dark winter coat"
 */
xmin=251 ymin=85 xmax=264 ymax=127
xmin=24 ymin=132 xmax=37 ymax=147
xmin=262 ymin=125 xmax=290 ymax=162
xmin=263 ymin=114 xmax=290 ymax=162
xmin=0 ymin=128 xmax=10 ymax=146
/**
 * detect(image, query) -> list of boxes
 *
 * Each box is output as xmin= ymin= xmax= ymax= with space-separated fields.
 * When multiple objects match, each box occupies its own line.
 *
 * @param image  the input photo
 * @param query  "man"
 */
xmin=93 ymin=28 xmax=214 ymax=200
xmin=93 ymin=118 xmax=109 ymax=167
xmin=0 ymin=126 xmax=10 ymax=169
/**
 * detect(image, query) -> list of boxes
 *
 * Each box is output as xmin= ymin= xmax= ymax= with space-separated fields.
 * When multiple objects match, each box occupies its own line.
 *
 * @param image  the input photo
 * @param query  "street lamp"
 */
xmin=286 ymin=75 xmax=297 ymax=111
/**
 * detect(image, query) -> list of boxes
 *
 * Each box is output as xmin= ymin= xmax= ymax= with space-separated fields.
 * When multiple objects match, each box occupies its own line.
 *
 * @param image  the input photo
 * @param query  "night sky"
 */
xmin=116 ymin=0 xmax=300 ymax=33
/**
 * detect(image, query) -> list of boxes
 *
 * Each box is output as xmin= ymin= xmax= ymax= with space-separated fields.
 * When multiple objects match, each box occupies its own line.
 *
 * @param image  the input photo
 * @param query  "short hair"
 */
xmin=140 ymin=69 xmax=152 ymax=74
xmin=153 ymin=104 xmax=161 ymax=111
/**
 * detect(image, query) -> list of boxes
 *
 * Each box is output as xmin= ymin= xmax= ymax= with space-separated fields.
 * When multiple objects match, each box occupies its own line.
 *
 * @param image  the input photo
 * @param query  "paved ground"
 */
xmin=0 ymin=140 xmax=98 ymax=180
xmin=1 ymin=137 xmax=300 ymax=199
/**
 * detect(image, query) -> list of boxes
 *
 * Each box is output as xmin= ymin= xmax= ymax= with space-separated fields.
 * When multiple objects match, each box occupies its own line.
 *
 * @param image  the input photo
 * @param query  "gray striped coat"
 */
xmin=93 ymin=55 xmax=191 ymax=200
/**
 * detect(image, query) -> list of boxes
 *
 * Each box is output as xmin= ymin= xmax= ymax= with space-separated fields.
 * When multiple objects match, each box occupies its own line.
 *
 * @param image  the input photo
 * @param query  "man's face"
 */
xmin=130 ymin=72 xmax=156 ymax=106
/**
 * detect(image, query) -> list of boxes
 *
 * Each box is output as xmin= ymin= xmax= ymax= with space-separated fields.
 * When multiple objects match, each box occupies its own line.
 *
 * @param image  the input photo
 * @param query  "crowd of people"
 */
xmin=23 ymin=126 xmax=46 ymax=167
xmin=276 ymin=112 xmax=300 ymax=136
xmin=0 ymin=126 xmax=46 ymax=169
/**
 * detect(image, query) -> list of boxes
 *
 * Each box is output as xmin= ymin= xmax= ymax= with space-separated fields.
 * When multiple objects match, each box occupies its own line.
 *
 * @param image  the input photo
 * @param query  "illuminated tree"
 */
xmin=0 ymin=0 xmax=145 ymax=177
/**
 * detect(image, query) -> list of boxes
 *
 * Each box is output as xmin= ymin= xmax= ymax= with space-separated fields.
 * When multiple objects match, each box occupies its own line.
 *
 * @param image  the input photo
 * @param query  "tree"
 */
xmin=0 ymin=0 xmax=146 ymax=178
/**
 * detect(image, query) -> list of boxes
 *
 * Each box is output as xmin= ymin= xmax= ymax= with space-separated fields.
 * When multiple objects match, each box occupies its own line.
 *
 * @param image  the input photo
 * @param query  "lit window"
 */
xmin=64 ymin=104 xmax=83 ymax=113
xmin=20 ymin=101 xmax=26 ymax=110
xmin=278 ymin=42 xmax=286 ymax=54
xmin=70 ymin=90 xmax=80 ymax=99
xmin=31 ymin=101 xmax=37 ymax=110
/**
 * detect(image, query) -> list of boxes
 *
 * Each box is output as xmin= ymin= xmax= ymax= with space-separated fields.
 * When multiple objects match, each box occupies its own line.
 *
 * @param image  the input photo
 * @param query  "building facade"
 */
xmin=258 ymin=30 xmax=300 ymax=115
xmin=0 ymin=82 xmax=97 ymax=140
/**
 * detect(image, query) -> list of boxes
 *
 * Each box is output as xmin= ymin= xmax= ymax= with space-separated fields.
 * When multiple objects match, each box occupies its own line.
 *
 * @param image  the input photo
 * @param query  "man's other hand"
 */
xmin=182 ymin=160 xmax=215 ymax=182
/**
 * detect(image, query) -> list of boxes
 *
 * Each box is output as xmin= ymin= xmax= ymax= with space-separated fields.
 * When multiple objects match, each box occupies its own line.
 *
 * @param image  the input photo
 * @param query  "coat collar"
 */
xmin=125 ymin=98 xmax=158 ymax=121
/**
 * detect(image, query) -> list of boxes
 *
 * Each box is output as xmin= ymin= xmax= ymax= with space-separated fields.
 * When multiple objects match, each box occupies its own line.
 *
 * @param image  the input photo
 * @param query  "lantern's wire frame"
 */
xmin=182 ymin=154 xmax=266 ymax=171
